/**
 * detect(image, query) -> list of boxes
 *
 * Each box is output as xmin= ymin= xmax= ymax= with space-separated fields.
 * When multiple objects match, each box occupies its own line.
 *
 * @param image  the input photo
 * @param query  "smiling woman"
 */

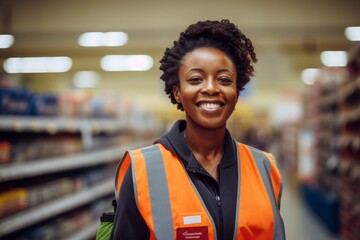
xmin=111 ymin=19 xmax=286 ymax=240
xmin=173 ymin=47 xmax=238 ymax=130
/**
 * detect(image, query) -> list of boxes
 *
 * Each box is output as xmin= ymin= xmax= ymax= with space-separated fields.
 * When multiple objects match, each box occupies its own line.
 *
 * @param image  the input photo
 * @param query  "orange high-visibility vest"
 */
xmin=116 ymin=141 xmax=285 ymax=240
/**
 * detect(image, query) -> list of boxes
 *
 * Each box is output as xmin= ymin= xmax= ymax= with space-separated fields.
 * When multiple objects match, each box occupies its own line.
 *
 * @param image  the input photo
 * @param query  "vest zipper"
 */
xmin=215 ymin=195 xmax=224 ymax=239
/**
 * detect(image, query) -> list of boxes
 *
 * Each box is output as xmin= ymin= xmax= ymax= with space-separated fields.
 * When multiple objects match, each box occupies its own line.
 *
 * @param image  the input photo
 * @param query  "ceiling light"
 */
xmin=345 ymin=26 xmax=360 ymax=41
xmin=78 ymin=32 xmax=128 ymax=47
xmin=3 ymin=56 xmax=72 ymax=73
xmin=101 ymin=55 xmax=153 ymax=71
xmin=301 ymin=68 xmax=320 ymax=85
xmin=0 ymin=34 xmax=14 ymax=49
xmin=73 ymin=71 xmax=100 ymax=88
xmin=320 ymin=51 xmax=347 ymax=67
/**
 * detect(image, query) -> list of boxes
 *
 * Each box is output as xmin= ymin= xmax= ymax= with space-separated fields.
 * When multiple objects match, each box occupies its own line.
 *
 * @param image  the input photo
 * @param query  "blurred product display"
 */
xmin=0 ymin=87 xmax=123 ymax=118
xmin=0 ymin=87 xmax=161 ymax=239
xmin=338 ymin=46 xmax=360 ymax=240
xmin=278 ymin=45 xmax=360 ymax=240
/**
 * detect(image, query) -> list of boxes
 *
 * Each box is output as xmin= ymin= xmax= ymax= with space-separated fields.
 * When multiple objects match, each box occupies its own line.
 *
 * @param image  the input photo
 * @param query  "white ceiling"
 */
xmin=1 ymin=0 xmax=360 ymax=118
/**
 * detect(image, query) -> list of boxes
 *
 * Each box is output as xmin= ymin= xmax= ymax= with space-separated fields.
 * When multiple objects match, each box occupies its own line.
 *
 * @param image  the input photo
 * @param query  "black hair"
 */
xmin=159 ymin=19 xmax=257 ymax=111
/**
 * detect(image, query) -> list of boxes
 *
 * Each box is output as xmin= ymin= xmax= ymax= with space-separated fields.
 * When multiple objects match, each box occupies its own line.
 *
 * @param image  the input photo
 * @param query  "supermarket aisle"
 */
xmin=281 ymin=176 xmax=341 ymax=240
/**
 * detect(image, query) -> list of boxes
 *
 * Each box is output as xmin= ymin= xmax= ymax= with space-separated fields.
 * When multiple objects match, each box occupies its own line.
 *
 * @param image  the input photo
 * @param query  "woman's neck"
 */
xmin=184 ymin=122 xmax=225 ymax=164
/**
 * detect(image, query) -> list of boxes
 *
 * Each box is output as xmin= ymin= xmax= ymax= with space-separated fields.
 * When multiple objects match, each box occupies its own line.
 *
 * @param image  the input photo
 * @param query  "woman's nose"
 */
xmin=201 ymin=79 xmax=220 ymax=95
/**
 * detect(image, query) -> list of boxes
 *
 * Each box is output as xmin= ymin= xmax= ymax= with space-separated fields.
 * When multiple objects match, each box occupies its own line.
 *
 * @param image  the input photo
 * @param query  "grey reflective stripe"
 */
xmin=129 ymin=151 xmax=138 ymax=206
xmin=232 ymin=141 xmax=241 ymax=240
xmin=264 ymin=159 xmax=282 ymax=210
xmin=131 ymin=145 xmax=174 ymax=240
xmin=249 ymin=147 xmax=286 ymax=240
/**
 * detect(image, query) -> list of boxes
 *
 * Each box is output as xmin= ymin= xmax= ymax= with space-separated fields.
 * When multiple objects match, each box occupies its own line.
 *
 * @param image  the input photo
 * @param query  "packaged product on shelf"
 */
xmin=31 ymin=93 xmax=58 ymax=116
xmin=71 ymin=210 xmax=93 ymax=232
xmin=59 ymin=91 xmax=121 ymax=119
xmin=91 ymin=133 xmax=122 ymax=149
xmin=59 ymin=133 xmax=83 ymax=155
xmin=91 ymin=95 xmax=118 ymax=119
xmin=58 ymin=91 xmax=92 ymax=117
xmin=0 ymin=87 xmax=59 ymax=117
xmin=28 ymin=177 xmax=77 ymax=207
xmin=10 ymin=138 xmax=40 ymax=164
xmin=55 ymin=216 xmax=76 ymax=239
xmin=0 ymin=188 xmax=28 ymax=218
xmin=90 ymin=196 xmax=114 ymax=217
xmin=3 ymin=133 xmax=83 ymax=165
xmin=21 ymin=208 xmax=94 ymax=240
xmin=0 ymin=141 xmax=10 ymax=164
xmin=30 ymin=223 xmax=57 ymax=240
xmin=79 ymin=165 xmax=115 ymax=188
xmin=0 ymin=87 xmax=32 ymax=115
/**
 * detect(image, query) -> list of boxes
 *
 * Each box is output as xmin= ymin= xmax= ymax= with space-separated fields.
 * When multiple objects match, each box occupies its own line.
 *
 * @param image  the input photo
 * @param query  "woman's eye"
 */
xmin=188 ymin=77 xmax=202 ymax=83
xmin=218 ymin=77 xmax=232 ymax=84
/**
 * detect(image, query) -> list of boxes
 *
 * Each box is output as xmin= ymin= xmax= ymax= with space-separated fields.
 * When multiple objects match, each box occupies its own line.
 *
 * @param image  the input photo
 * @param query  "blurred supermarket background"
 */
xmin=0 ymin=0 xmax=359 ymax=239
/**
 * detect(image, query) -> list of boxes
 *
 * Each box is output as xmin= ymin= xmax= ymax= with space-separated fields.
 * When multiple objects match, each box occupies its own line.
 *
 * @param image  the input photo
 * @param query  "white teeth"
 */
xmin=199 ymin=103 xmax=221 ymax=110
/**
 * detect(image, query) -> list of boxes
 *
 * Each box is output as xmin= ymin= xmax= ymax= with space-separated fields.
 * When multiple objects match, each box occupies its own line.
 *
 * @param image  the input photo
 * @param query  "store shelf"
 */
xmin=0 ymin=142 xmax=146 ymax=182
xmin=64 ymin=221 xmax=100 ymax=240
xmin=0 ymin=179 xmax=113 ymax=237
xmin=0 ymin=115 xmax=132 ymax=150
xmin=339 ymin=104 xmax=360 ymax=125
xmin=340 ymin=76 xmax=360 ymax=101
xmin=0 ymin=116 xmax=127 ymax=133
xmin=0 ymin=88 xmax=163 ymax=239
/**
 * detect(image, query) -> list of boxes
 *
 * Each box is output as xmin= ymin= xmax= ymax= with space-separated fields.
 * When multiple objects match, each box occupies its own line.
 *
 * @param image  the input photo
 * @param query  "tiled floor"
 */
xmin=281 ymin=177 xmax=342 ymax=240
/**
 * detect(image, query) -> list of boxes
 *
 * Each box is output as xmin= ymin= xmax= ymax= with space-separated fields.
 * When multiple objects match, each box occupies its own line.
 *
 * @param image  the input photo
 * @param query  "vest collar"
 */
xmin=154 ymin=120 xmax=237 ymax=174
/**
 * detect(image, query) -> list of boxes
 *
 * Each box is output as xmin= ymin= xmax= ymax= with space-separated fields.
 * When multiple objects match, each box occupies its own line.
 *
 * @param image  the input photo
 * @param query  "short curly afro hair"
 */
xmin=159 ymin=19 xmax=257 ymax=111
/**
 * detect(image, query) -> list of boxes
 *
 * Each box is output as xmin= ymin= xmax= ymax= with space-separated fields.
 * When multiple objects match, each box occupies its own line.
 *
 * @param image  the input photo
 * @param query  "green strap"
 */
xmin=96 ymin=221 xmax=113 ymax=240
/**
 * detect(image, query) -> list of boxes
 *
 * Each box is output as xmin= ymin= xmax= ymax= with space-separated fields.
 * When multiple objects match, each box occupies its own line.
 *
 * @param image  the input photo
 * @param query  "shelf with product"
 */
xmin=277 ymin=121 xmax=300 ymax=186
xmin=0 ymin=86 xmax=161 ymax=239
xmin=338 ymin=45 xmax=360 ymax=240
xmin=0 ymin=141 xmax=147 ymax=183
xmin=297 ymin=67 xmax=347 ymax=236
xmin=298 ymin=45 xmax=360 ymax=239
xmin=316 ymin=78 xmax=342 ymax=196
xmin=294 ymin=81 xmax=320 ymax=186
xmin=0 ymin=140 xmax=153 ymax=239
xmin=0 ymin=179 xmax=112 ymax=237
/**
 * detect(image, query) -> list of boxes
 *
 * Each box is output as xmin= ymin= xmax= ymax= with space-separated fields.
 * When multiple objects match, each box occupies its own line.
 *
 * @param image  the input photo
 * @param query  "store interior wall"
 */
xmin=1 ymin=0 xmax=360 ymax=124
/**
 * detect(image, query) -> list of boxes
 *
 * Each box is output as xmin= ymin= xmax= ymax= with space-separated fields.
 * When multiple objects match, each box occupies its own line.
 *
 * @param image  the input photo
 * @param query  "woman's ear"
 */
xmin=173 ymin=85 xmax=182 ymax=103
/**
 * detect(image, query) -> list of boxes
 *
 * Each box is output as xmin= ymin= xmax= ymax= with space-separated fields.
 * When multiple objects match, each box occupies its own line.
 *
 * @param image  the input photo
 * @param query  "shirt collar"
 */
xmin=155 ymin=120 xmax=237 ymax=172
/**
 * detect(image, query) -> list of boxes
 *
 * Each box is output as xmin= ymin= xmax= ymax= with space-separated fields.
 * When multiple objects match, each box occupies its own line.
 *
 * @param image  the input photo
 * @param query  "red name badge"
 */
xmin=176 ymin=226 xmax=208 ymax=240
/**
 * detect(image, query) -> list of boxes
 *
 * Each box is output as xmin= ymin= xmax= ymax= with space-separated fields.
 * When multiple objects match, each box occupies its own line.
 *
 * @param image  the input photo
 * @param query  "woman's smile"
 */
xmin=197 ymin=102 xmax=224 ymax=111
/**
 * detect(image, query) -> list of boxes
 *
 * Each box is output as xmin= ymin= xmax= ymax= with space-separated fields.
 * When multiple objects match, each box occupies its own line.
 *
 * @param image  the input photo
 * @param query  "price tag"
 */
xmin=13 ymin=119 xmax=23 ymax=132
xmin=45 ymin=122 xmax=57 ymax=134
xmin=91 ymin=121 xmax=100 ymax=133
xmin=31 ymin=120 xmax=41 ymax=132
xmin=65 ymin=120 xmax=77 ymax=132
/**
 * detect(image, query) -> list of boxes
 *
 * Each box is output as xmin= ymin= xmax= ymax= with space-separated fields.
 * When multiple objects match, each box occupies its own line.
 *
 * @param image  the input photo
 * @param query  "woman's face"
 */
xmin=173 ymin=47 xmax=238 ymax=129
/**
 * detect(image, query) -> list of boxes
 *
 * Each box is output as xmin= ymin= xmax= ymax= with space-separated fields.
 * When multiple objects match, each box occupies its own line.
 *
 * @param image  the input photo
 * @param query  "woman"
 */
xmin=112 ymin=19 xmax=285 ymax=240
